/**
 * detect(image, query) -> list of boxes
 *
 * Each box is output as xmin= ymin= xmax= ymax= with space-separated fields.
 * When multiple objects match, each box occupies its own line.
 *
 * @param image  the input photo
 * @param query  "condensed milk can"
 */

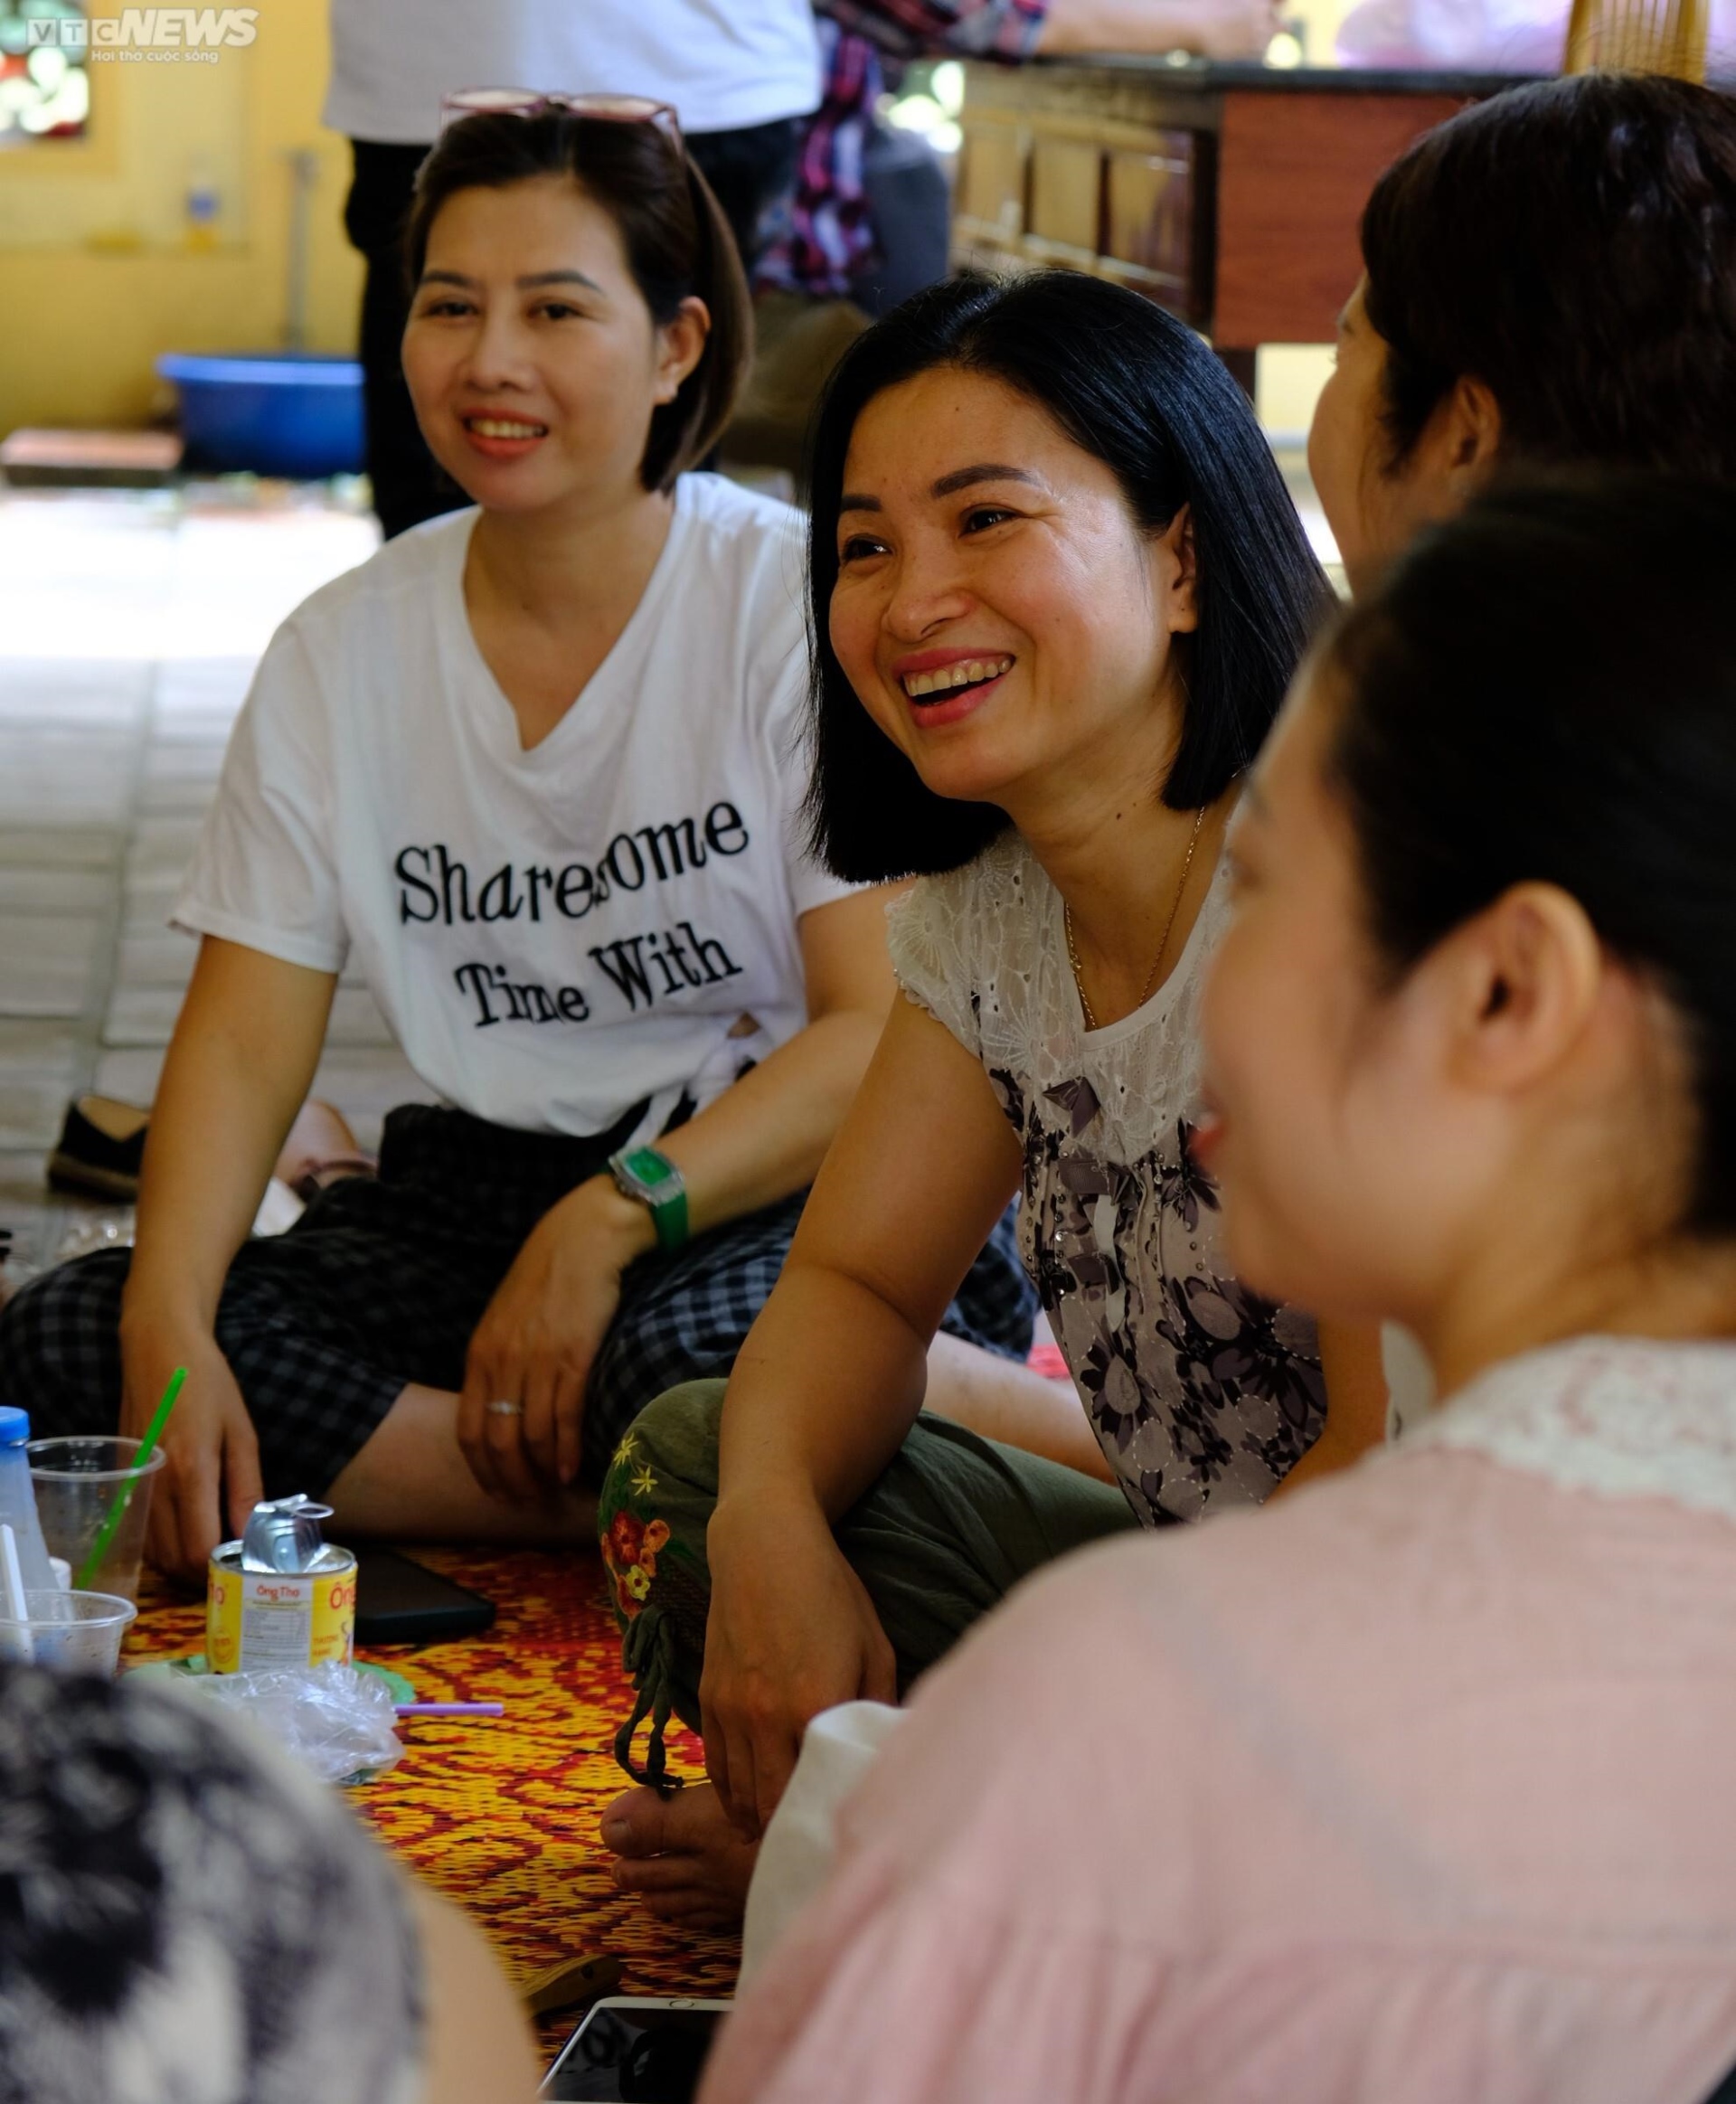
xmin=207 ymin=1495 xmax=357 ymax=1672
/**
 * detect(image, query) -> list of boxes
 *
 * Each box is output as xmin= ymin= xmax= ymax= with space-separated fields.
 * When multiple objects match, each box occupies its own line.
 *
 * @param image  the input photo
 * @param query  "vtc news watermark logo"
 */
xmin=27 ymin=9 xmax=259 ymax=59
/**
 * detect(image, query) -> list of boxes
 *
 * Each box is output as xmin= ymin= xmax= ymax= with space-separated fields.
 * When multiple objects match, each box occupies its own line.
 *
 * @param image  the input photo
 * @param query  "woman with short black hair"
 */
xmin=805 ymin=271 xmax=1326 ymax=881
xmin=597 ymin=271 xmax=1380 ymax=1920
xmin=1310 ymin=71 xmax=1736 ymax=589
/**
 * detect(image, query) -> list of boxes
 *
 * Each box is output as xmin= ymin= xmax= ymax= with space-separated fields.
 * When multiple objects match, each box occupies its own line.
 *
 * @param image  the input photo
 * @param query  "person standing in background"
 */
xmin=325 ymin=0 xmax=821 ymax=538
xmin=761 ymin=0 xmax=1278 ymax=317
xmin=723 ymin=0 xmax=1278 ymax=470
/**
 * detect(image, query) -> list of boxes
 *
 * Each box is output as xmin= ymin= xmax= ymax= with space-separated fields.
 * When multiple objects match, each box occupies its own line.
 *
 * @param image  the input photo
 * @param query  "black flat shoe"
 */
xmin=46 ymin=1095 xmax=150 ymax=1202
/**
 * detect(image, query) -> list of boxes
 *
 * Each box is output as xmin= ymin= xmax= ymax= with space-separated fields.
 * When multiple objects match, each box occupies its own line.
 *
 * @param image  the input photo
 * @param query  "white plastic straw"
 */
xmin=0 ymin=1522 xmax=33 ymax=1665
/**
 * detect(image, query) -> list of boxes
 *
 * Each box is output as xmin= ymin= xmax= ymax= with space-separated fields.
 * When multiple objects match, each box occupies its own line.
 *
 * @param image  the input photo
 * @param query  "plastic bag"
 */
xmin=193 ymin=1660 xmax=404 ymax=1785
xmin=48 ymin=1178 xmax=303 ymax=1261
xmin=54 ymin=1212 xmax=135 ymax=1265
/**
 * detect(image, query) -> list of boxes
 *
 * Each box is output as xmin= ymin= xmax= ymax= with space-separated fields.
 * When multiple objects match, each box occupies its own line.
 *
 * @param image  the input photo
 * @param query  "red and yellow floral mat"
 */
xmin=126 ymin=1545 xmax=739 ymax=2051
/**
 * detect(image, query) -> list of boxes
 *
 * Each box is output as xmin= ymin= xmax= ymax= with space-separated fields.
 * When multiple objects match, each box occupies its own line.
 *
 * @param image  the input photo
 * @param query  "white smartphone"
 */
xmin=540 ymin=1995 xmax=733 ymax=2102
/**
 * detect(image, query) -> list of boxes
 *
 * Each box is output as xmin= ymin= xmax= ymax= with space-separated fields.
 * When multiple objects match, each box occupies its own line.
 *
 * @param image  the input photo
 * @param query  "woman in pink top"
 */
xmin=702 ymin=478 xmax=1736 ymax=2104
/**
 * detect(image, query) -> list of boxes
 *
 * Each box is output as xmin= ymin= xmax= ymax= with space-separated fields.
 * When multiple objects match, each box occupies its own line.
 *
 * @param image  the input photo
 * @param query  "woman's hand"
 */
xmin=119 ymin=1325 xmax=262 ymax=1581
xmin=458 ymin=1178 xmax=654 ymax=1500
xmin=700 ymin=1491 xmax=899 ymax=1840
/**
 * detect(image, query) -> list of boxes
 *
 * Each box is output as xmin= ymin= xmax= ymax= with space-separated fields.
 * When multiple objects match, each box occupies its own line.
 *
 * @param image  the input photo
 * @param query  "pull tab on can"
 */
xmin=210 ymin=1494 xmax=356 ymax=1674
xmin=241 ymin=1493 xmax=336 ymax=1574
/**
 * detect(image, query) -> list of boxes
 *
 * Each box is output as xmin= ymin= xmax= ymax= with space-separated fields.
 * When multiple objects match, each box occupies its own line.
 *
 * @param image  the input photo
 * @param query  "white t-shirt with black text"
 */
xmin=324 ymin=0 xmax=822 ymax=146
xmin=175 ymin=474 xmax=853 ymax=1142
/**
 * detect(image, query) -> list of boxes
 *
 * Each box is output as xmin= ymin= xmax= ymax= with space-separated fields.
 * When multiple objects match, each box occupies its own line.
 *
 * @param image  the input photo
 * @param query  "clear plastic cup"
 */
xmin=27 ymin=1437 xmax=167 ymax=1604
xmin=0 ymin=1589 xmax=137 ymax=1674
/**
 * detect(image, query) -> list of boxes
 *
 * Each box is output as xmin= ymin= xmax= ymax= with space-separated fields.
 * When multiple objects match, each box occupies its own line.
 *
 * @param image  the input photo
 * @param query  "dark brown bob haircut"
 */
xmin=405 ymin=110 xmax=751 ymax=493
xmin=804 ymin=272 xmax=1330 ymax=883
xmin=1360 ymin=73 xmax=1736 ymax=476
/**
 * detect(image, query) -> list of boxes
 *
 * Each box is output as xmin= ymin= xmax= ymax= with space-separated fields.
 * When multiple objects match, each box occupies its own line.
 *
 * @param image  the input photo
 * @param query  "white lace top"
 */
xmin=888 ymin=834 xmax=1324 ymax=1524
xmin=1409 ymin=1332 xmax=1736 ymax=1519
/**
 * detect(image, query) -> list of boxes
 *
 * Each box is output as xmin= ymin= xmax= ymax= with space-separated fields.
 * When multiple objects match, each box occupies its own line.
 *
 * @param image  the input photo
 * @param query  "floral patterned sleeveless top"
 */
xmin=888 ymin=834 xmax=1324 ymax=1525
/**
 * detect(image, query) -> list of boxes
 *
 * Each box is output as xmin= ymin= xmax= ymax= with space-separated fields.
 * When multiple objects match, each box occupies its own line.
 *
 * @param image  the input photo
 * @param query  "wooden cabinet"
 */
xmin=1104 ymin=138 xmax=1199 ymax=306
xmin=954 ymin=67 xmax=1212 ymax=324
xmin=1214 ymin=89 xmax=1467 ymax=343
xmin=954 ymin=61 xmax=1519 ymax=355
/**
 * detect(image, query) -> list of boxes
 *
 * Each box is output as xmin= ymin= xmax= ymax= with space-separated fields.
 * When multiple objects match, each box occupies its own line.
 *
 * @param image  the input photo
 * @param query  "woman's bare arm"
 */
xmin=700 ymin=995 xmax=1025 ymax=1834
xmin=120 ymin=935 xmax=336 ymax=1569
xmin=1037 ymin=0 xmax=1277 ymax=59
xmin=716 ymin=992 xmax=1024 ymax=1521
xmin=653 ymin=885 xmax=909 ymax=1232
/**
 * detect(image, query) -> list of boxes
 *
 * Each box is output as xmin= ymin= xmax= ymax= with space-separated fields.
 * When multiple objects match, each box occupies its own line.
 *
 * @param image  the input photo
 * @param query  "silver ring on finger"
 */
xmin=486 ymin=1399 xmax=524 ymax=1418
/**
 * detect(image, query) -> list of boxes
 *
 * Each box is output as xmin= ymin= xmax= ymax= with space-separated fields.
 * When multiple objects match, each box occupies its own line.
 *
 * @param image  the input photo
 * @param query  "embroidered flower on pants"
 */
xmin=602 ymin=1507 xmax=672 ymax=1623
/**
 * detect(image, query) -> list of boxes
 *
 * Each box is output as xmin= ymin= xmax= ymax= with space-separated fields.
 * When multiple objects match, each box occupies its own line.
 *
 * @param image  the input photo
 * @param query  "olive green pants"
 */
xmin=599 ymin=1379 xmax=1137 ymax=1787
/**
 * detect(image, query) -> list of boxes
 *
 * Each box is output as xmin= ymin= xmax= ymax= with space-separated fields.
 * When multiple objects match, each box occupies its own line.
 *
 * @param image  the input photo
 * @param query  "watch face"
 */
xmin=609 ymin=1146 xmax=686 ymax=1250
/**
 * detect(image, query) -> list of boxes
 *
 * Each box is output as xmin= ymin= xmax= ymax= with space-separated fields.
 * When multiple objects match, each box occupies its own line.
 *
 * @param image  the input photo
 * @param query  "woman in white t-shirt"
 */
xmin=0 ymin=103 xmax=1033 ymax=1575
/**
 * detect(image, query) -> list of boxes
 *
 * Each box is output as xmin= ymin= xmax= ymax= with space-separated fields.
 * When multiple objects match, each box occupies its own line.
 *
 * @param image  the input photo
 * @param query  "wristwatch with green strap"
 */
xmin=607 ymin=1144 xmax=689 ymax=1253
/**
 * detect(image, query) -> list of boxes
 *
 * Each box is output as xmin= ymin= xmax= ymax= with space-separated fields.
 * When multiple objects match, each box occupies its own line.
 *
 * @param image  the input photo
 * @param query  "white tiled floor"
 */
xmin=0 ymin=483 xmax=424 ymax=1277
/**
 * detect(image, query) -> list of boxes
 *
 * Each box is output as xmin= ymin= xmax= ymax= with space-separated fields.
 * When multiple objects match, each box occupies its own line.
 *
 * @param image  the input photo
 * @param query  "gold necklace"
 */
xmin=1064 ymin=804 xmax=1207 ymax=1033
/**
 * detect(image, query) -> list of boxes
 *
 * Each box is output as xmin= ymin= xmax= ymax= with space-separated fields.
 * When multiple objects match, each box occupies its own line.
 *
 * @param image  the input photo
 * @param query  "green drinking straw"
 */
xmin=75 ymin=1366 xmax=185 ymax=1590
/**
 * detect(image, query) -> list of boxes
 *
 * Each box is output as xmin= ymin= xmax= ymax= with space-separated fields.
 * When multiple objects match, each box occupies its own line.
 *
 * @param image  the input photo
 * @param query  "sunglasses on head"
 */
xmin=438 ymin=89 xmax=682 ymax=145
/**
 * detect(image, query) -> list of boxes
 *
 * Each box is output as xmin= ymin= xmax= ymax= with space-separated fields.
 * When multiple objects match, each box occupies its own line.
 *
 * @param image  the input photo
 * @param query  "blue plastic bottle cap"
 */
xmin=0 ymin=1407 xmax=29 ymax=1446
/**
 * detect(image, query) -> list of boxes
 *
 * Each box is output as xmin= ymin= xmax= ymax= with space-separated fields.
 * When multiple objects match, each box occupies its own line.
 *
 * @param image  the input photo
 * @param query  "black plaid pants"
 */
xmin=0 ymin=1103 xmax=1035 ymax=1497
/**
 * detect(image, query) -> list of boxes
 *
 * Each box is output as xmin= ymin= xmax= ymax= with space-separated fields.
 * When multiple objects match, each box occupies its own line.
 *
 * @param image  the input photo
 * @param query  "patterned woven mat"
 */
xmin=126 ymin=1545 xmax=740 ymax=2050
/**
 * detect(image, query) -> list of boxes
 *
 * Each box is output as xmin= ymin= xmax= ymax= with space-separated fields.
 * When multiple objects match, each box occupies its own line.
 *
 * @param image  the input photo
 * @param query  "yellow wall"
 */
xmin=0 ymin=1 xmax=362 ymax=435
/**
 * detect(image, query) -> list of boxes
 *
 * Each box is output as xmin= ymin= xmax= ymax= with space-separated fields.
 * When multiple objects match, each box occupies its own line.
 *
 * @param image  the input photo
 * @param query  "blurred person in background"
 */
xmin=765 ymin=0 xmax=1278 ymax=316
xmin=1334 ymin=0 xmax=1736 ymax=71
xmin=731 ymin=0 xmax=1280 ymax=469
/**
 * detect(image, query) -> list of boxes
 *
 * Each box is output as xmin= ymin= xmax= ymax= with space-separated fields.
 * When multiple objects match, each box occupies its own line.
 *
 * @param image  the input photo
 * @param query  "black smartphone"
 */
xmin=346 ymin=1545 xmax=497 ymax=1645
xmin=541 ymin=1999 xmax=731 ymax=2102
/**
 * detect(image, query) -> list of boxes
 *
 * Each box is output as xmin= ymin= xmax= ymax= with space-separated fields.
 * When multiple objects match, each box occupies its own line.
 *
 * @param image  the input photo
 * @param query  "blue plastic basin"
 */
xmin=156 ymin=352 xmax=365 ymax=478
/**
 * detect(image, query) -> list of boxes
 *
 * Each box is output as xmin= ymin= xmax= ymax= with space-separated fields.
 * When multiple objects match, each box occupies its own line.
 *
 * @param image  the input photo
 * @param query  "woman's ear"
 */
xmin=1439 ymin=881 xmax=1604 ymax=1097
xmin=1420 ymin=375 xmax=1503 ymax=510
xmin=1155 ymin=504 xmax=1200 ymax=636
xmin=654 ymin=296 xmax=710 ymax=405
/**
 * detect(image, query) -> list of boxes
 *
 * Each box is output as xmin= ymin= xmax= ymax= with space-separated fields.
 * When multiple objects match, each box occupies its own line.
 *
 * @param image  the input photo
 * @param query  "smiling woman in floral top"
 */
xmin=595 ymin=270 xmax=1389 ymax=1921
